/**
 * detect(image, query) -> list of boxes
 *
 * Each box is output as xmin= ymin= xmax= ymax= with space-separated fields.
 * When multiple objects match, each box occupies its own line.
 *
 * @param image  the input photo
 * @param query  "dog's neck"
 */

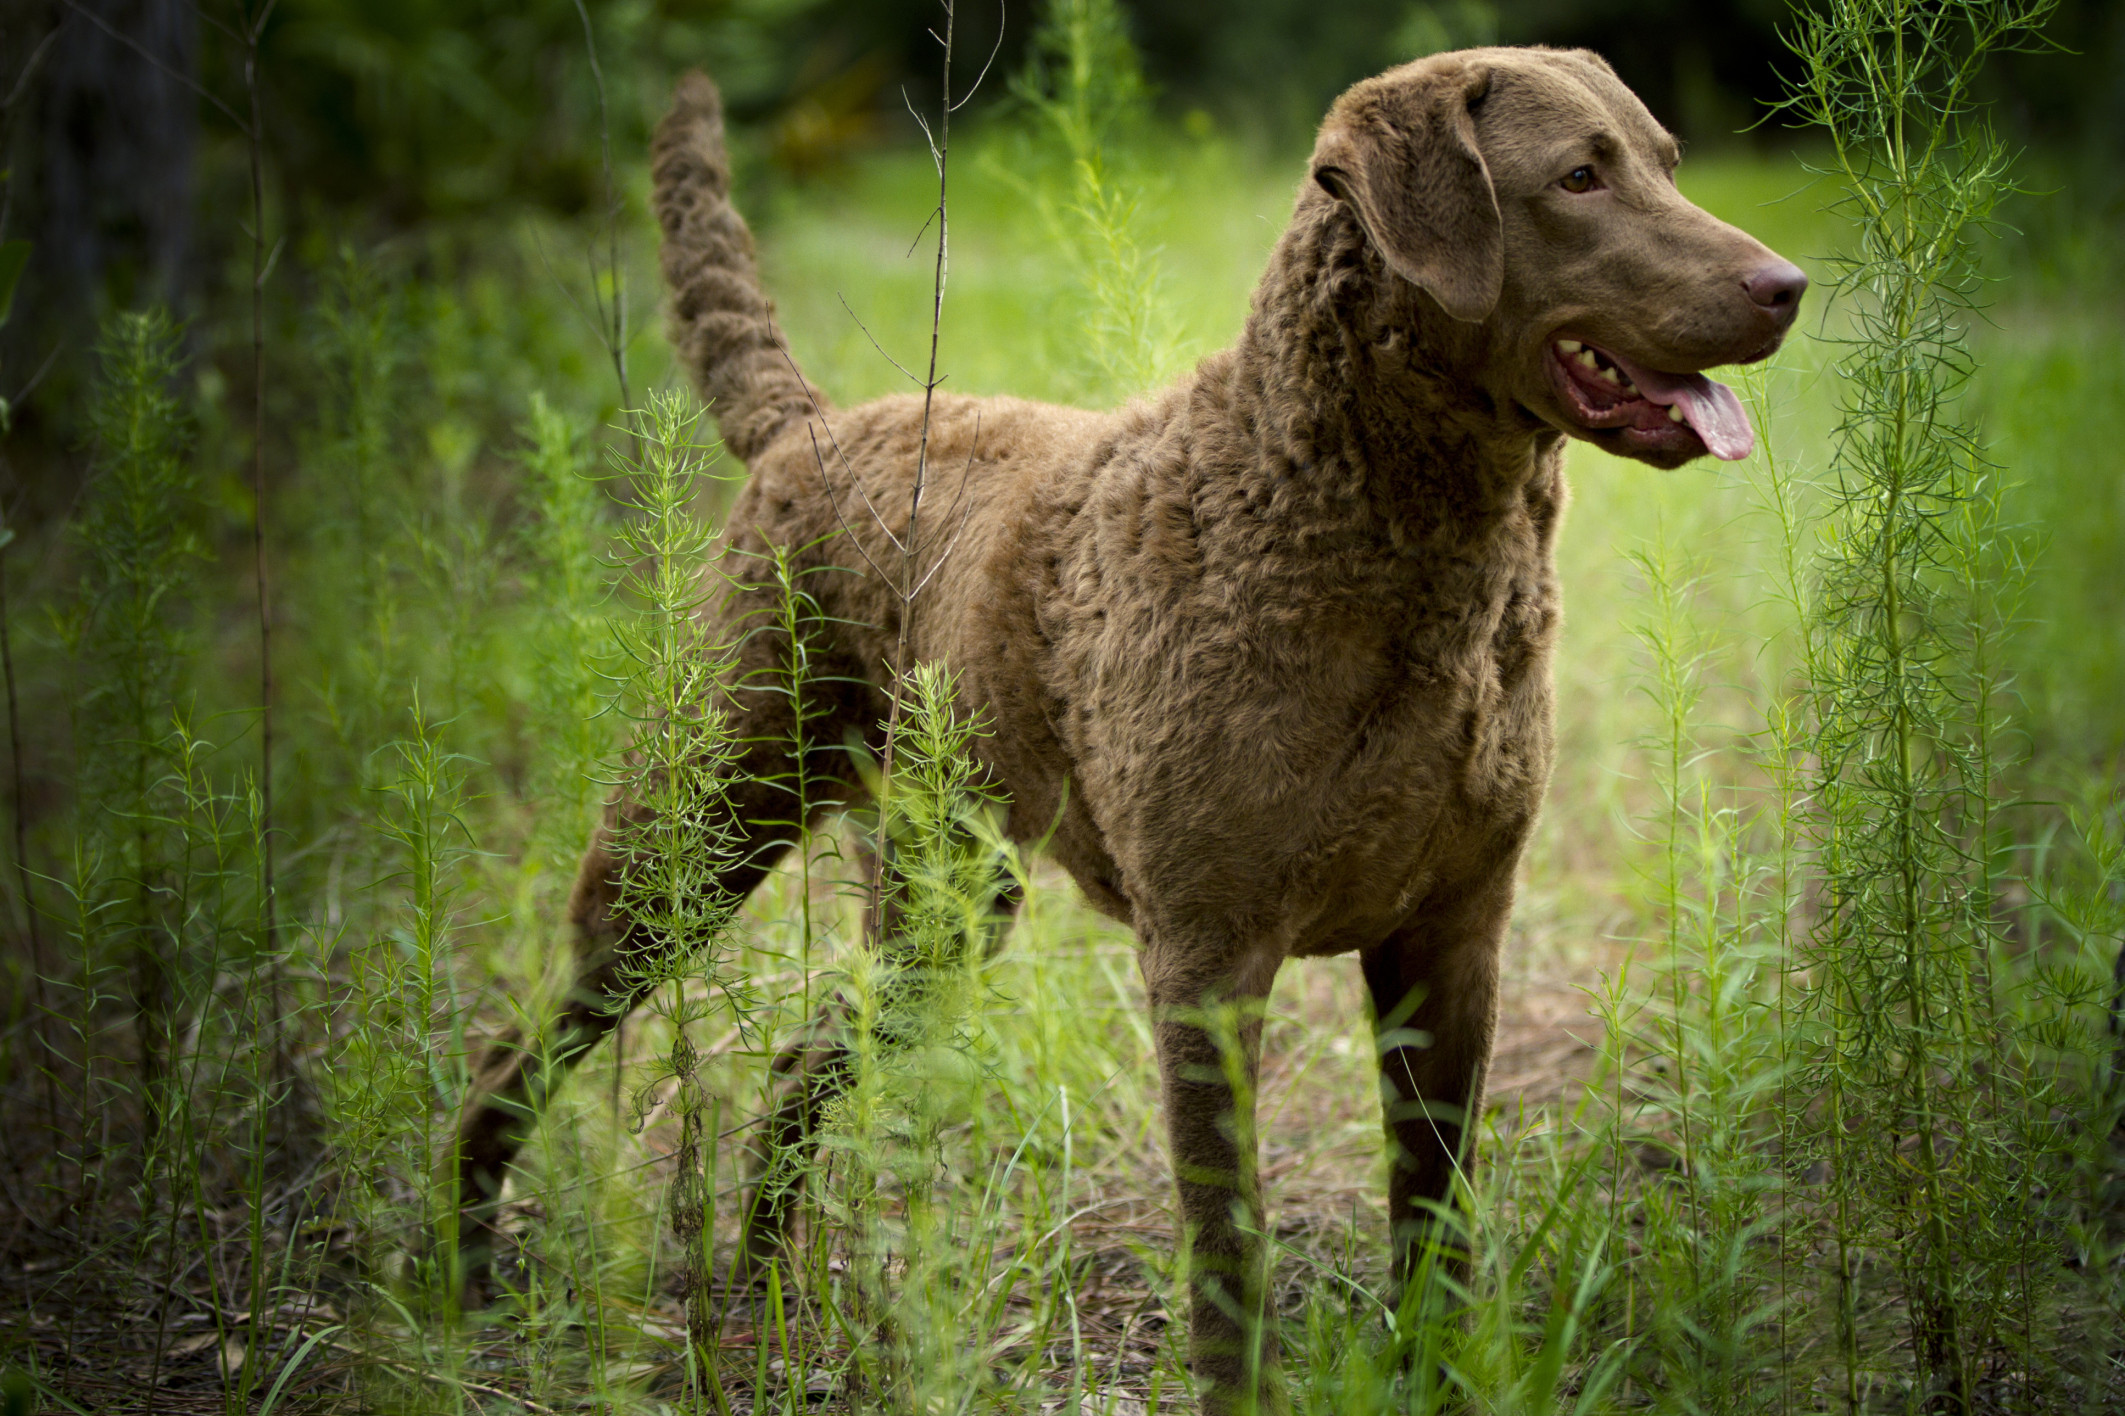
xmin=1198 ymin=190 xmax=1555 ymax=551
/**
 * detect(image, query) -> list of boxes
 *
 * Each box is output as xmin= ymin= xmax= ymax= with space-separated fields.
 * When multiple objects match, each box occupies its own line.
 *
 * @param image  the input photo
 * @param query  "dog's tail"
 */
xmin=653 ymin=72 xmax=824 ymax=464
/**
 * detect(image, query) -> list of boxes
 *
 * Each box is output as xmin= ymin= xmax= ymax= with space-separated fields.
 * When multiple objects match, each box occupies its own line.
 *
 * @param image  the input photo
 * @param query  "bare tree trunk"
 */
xmin=2 ymin=0 xmax=196 ymax=502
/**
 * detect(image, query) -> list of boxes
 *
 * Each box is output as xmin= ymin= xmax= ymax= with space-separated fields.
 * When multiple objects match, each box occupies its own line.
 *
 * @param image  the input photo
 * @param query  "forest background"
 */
xmin=3 ymin=0 xmax=2125 ymax=1414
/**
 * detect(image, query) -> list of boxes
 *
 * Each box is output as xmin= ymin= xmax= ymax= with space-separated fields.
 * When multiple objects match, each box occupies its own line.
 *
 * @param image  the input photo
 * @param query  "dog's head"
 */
xmin=1311 ymin=47 xmax=1804 ymax=468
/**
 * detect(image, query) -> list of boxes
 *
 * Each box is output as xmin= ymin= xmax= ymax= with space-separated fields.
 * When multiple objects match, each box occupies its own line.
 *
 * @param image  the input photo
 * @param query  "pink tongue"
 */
xmin=1605 ymin=350 xmax=1756 ymax=461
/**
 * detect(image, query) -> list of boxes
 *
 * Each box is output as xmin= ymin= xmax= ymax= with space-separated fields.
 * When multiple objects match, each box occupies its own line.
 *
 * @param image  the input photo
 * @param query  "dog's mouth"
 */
xmin=1545 ymin=338 xmax=1755 ymax=462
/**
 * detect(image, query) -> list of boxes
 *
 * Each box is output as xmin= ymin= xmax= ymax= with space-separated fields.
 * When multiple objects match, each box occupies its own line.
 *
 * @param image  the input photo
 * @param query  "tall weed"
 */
xmin=1012 ymin=0 xmax=1179 ymax=402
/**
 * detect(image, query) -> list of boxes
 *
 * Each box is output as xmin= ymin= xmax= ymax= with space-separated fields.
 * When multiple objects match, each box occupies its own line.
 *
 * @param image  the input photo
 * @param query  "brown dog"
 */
xmin=458 ymin=46 xmax=1803 ymax=1412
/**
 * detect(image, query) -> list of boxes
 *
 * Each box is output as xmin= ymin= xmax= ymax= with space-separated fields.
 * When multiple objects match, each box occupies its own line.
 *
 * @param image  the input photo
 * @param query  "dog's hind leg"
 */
xmin=733 ymin=842 xmax=1022 ymax=1277
xmin=452 ymin=623 xmax=871 ymax=1296
xmin=731 ymin=973 xmax=853 ymax=1277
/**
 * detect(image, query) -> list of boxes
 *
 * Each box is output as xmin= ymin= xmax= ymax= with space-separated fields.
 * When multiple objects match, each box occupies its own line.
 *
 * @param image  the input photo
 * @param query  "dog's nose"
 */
xmin=1745 ymin=260 xmax=1809 ymax=319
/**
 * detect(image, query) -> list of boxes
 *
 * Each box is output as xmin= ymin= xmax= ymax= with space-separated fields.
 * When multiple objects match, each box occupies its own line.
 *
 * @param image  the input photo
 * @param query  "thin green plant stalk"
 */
xmin=159 ymin=767 xmax=265 ymax=1416
xmin=1741 ymin=363 xmax=1813 ymax=1416
xmin=1630 ymin=521 xmax=1706 ymax=1191
xmin=138 ymin=719 xmax=218 ymax=1412
xmin=1589 ymin=946 xmax=1643 ymax=1399
xmin=726 ymin=536 xmax=846 ymax=1269
xmin=1625 ymin=521 xmax=1713 ymax=1401
xmin=597 ymin=390 xmax=753 ymax=1384
xmin=163 ymin=722 xmax=272 ymax=1403
xmin=1013 ymin=0 xmax=1175 ymax=402
xmin=1779 ymin=0 xmax=2062 ymax=1403
xmin=1199 ymin=994 xmax=1276 ymax=1407
xmin=312 ymin=250 xmax=406 ymax=797
xmin=237 ymin=855 xmax=276 ymax=1416
xmin=66 ymin=310 xmax=202 ymax=1150
xmin=315 ymin=696 xmax=478 ymax=1402
xmin=519 ymin=393 xmax=613 ymax=870
xmin=814 ymin=663 xmax=1006 ymax=1409
xmin=602 ymin=390 xmax=746 ymax=1007
xmin=384 ymin=699 xmax=474 ymax=1331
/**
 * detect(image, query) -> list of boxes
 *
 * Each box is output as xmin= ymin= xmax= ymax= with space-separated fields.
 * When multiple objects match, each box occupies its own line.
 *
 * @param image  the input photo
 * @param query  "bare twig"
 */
xmin=875 ymin=0 xmax=964 ymax=831
xmin=1 ymin=23 xmax=61 ymax=113
xmin=766 ymin=322 xmax=907 ymax=556
xmin=836 ymin=293 xmax=923 ymax=386
xmin=953 ymin=3 xmax=1008 ymax=113
xmin=6 ymin=346 xmax=61 ymax=409
xmin=931 ymin=414 xmax=984 ymax=542
xmin=904 ymin=93 xmax=939 ymax=164
xmin=238 ymin=0 xmax=280 ymax=1005
xmin=752 ymin=3 xmax=998 ymax=944
xmin=57 ymin=0 xmax=246 ymax=127
xmin=905 ymin=498 xmax=978 ymax=605
xmin=0 ymin=18 xmax=62 ymax=242
xmin=842 ymin=0 xmax=985 ymax=947
xmin=234 ymin=21 xmax=287 ymax=1416
xmin=571 ymin=0 xmax=635 ymax=465
xmin=804 ymin=427 xmax=896 ymax=587
xmin=903 ymin=205 xmax=941 ymax=260
xmin=906 ymin=426 xmax=984 ymax=603
xmin=528 ymin=225 xmax=600 ymax=330
xmin=905 ymin=507 xmax=977 ymax=606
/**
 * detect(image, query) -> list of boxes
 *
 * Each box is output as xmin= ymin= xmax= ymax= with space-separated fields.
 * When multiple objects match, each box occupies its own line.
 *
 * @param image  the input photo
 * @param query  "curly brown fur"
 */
xmin=653 ymin=72 xmax=827 ymax=464
xmin=457 ymin=47 xmax=1805 ymax=1412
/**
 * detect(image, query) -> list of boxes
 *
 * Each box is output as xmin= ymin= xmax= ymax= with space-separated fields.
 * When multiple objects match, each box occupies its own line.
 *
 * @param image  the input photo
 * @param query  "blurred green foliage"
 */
xmin=245 ymin=0 xmax=836 ymax=222
xmin=6 ymin=0 xmax=2120 ymax=350
xmin=218 ymin=0 xmax=2125 ymax=229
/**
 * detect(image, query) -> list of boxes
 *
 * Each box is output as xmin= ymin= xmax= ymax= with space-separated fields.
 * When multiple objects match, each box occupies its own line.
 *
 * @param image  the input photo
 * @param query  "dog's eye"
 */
xmin=1560 ymin=166 xmax=1599 ymax=194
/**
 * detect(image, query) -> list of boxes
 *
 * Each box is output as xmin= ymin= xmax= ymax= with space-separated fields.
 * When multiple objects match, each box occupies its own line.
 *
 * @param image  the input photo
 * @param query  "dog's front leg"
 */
xmin=1144 ymin=942 xmax=1287 ymax=1416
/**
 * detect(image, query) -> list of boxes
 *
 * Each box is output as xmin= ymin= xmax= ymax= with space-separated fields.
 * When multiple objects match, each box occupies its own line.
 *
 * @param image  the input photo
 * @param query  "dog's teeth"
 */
xmin=1668 ymin=404 xmax=1686 ymax=424
xmin=1619 ymin=378 xmax=1638 ymax=394
xmin=1557 ymin=339 xmax=1583 ymax=354
xmin=1598 ymin=365 xmax=1620 ymax=384
xmin=1577 ymin=349 xmax=1599 ymax=370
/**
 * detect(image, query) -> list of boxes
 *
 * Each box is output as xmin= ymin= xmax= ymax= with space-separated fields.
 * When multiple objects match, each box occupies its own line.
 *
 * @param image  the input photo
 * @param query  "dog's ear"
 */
xmin=1311 ymin=61 xmax=1501 ymax=324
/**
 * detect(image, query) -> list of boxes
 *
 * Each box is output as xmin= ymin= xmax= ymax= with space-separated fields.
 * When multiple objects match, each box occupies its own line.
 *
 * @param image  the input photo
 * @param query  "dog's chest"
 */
xmin=1291 ymin=545 xmax=1559 ymax=902
xmin=1045 ymin=495 xmax=1561 ymax=943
